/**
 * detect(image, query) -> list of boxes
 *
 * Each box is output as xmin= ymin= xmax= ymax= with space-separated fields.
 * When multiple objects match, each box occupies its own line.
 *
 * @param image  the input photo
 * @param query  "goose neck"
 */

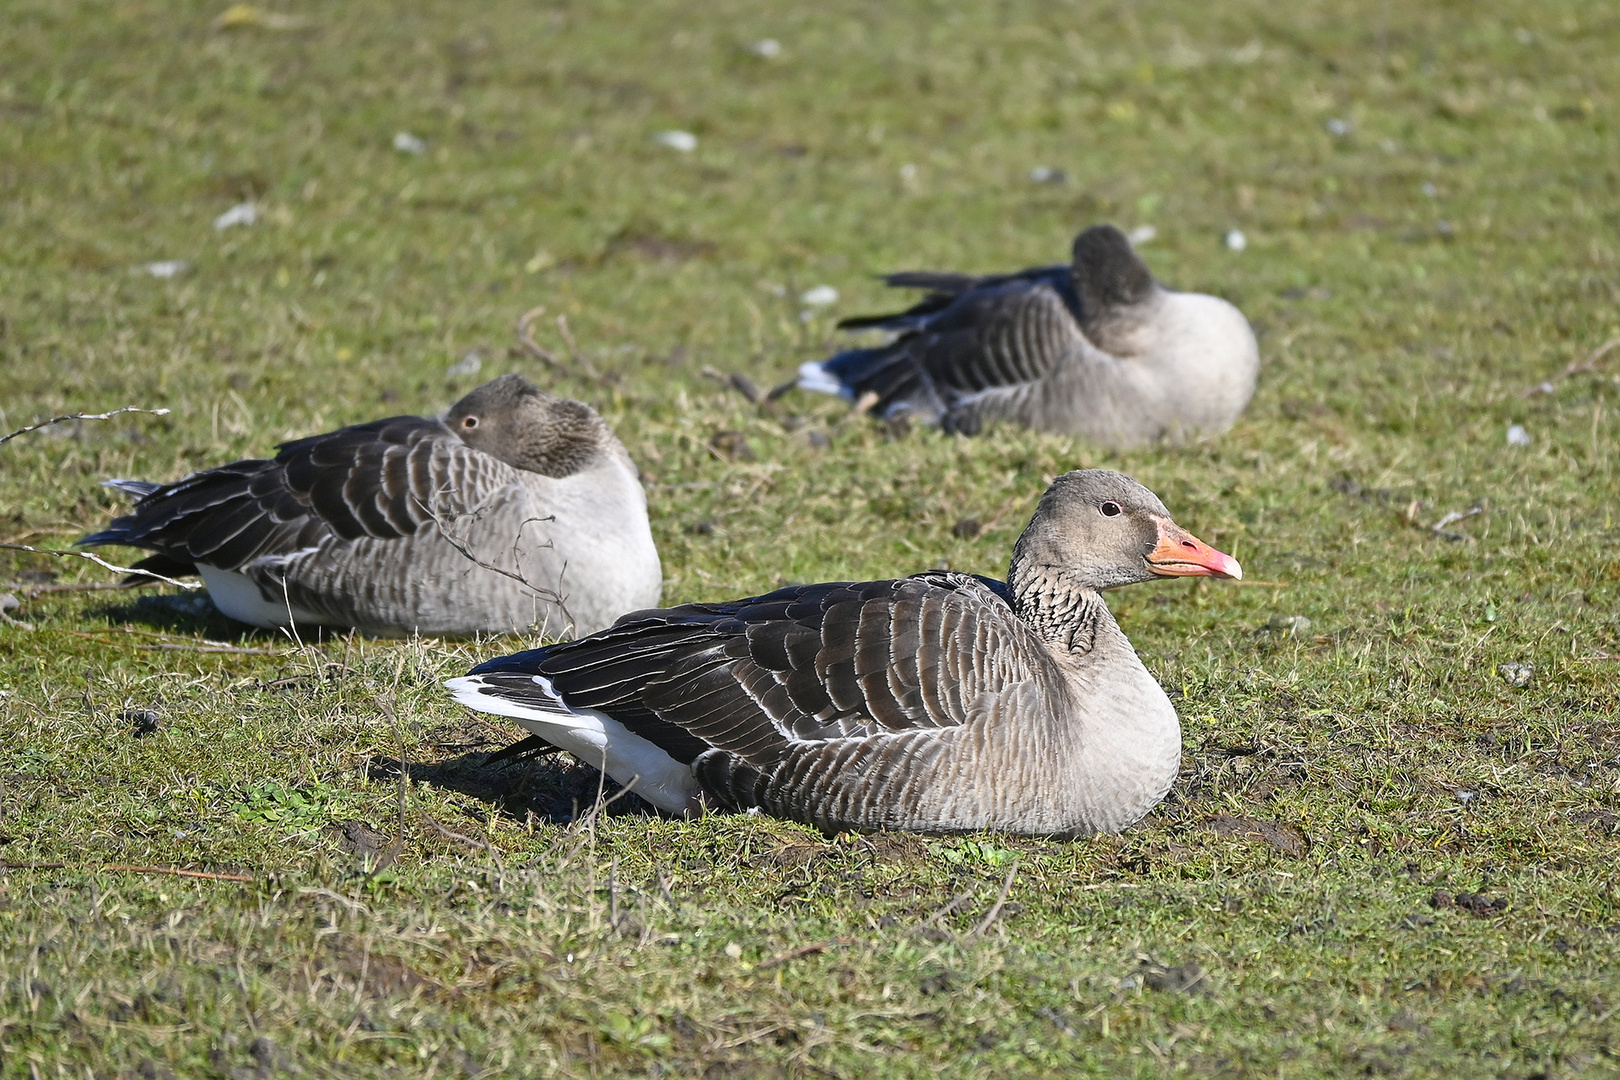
xmin=1010 ymin=569 xmax=1106 ymax=655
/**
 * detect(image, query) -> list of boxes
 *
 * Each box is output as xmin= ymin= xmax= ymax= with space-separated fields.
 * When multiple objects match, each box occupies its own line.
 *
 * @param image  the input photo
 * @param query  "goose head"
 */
xmin=446 ymin=374 xmax=617 ymax=478
xmin=1008 ymin=469 xmax=1241 ymax=598
xmin=1070 ymin=225 xmax=1156 ymax=312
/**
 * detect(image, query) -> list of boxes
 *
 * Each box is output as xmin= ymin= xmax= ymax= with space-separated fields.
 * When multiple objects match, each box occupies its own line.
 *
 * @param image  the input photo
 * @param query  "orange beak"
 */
xmin=1146 ymin=517 xmax=1243 ymax=580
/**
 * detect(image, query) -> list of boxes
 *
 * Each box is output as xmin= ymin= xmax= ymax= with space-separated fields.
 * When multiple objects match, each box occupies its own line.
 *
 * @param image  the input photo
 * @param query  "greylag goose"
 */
xmin=796 ymin=225 xmax=1259 ymax=448
xmin=80 ymin=374 xmax=661 ymax=637
xmin=447 ymin=469 xmax=1239 ymax=836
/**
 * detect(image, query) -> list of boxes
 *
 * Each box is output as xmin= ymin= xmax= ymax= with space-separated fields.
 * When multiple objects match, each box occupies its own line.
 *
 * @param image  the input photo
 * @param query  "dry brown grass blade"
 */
xmin=754 ymin=938 xmax=856 ymax=970
xmin=515 ymin=305 xmax=567 ymax=368
xmin=372 ymin=694 xmax=410 ymax=877
xmin=965 ymin=861 xmax=1020 ymax=939
xmin=1521 ymin=336 xmax=1620 ymax=397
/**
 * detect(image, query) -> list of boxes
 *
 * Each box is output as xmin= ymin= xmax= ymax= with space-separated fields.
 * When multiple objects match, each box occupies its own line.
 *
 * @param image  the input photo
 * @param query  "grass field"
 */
xmin=3 ymin=0 xmax=1619 ymax=1075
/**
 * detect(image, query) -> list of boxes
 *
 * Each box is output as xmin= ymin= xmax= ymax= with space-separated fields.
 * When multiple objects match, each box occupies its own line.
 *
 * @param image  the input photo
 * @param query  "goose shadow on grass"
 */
xmin=93 ymin=591 xmax=370 ymax=648
xmin=365 ymin=750 xmax=660 ymax=827
xmin=93 ymin=590 xmax=290 ymax=643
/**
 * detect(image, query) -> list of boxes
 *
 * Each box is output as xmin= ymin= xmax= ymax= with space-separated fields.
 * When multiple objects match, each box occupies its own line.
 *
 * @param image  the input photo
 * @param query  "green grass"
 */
xmin=3 ymin=0 xmax=1619 ymax=1075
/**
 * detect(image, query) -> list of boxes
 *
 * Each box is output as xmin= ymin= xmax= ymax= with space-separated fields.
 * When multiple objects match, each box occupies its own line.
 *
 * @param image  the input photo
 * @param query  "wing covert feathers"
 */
xmin=812 ymin=274 xmax=1083 ymax=420
xmin=80 ymin=416 xmax=523 ymax=570
xmin=463 ymin=572 xmax=1032 ymax=771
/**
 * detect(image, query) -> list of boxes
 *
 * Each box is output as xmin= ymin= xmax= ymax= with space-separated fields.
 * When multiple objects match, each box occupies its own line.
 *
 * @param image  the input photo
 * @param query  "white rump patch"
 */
xmin=444 ymin=673 xmax=700 ymax=816
xmin=796 ymin=360 xmax=849 ymax=398
xmin=197 ymin=563 xmax=325 ymax=629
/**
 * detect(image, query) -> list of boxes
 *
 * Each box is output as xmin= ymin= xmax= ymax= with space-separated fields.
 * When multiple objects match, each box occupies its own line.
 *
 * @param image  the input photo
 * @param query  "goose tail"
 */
xmin=798 ymin=345 xmax=944 ymax=423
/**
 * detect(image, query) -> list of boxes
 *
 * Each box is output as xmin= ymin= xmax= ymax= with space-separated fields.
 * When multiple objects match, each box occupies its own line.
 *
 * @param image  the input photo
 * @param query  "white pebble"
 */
xmin=1506 ymin=424 xmax=1531 ymax=447
xmin=749 ymin=38 xmax=782 ymax=59
xmin=1421 ymin=181 xmax=1438 ymax=198
xmin=800 ymin=285 xmax=838 ymax=307
xmin=393 ymin=131 xmax=427 ymax=155
xmin=212 ymin=202 xmax=257 ymax=230
xmin=1127 ymin=224 xmax=1157 ymax=246
xmin=1224 ymin=229 xmax=1247 ymax=252
xmin=899 ymin=162 xmax=918 ymax=182
xmin=654 ymin=130 xmax=698 ymax=153
xmin=447 ymin=352 xmax=482 ymax=379
xmin=141 ymin=260 xmax=189 ymax=278
xmin=1028 ymin=166 xmax=1067 ymax=184
xmin=1325 ymin=117 xmax=1352 ymax=137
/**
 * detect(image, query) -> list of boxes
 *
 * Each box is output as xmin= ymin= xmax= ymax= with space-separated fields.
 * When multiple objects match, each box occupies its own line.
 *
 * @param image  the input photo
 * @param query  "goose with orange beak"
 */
xmin=449 ymin=469 xmax=1240 ymax=837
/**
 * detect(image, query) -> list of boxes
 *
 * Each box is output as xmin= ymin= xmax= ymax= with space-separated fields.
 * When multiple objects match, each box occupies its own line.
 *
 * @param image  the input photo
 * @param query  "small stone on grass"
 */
xmin=1496 ymin=661 xmax=1533 ymax=688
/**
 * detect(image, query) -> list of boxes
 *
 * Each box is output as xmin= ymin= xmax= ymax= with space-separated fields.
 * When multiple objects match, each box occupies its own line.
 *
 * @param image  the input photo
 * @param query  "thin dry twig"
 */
xmin=0 ymin=406 xmax=170 ymax=447
xmin=516 ymin=306 xmax=613 ymax=386
xmin=654 ymin=866 xmax=676 ymax=909
xmin=0 ymin=543 xmax=200 ymax=590
xmin=912 ymin=886 xmax=978 ymax=935
xmin=754 ymin=938 xmax=856 ymax=971
xmin=1521 ymin=336 xmax=1620 ymax=397
xmin=1 ymin=610 xmax=36 ymax=631
xmin=966 ymin=861 xmax=1020 ymax=939
xmin=421 ymin=812 xmax=503 ymax=862
xmin=700 ymin=366 xmax=778 ymax=412
xmin=408 ymin=495 xmax=576 ymax=635
xmin=552 ymin=314 xmax=603 ymax=381
xmin=515 ymin=305 xmax=567 ymax=368
xmin=1429 ymin=505 xmax=1485 ymax=541
xmin=1 ymin=861 xmax=251 ymax=883
xmin=555 ymin=778 xmax=645 ymax=867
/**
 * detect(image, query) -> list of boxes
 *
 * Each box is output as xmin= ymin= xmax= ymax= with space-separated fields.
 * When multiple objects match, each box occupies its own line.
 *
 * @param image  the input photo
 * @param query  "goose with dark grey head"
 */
xmin=447 ymin=469 xmax=1239 ymax=836
xmin=797 ymin=225 xmax=1259 ymax=447
xmin=80 ymin=374 xmax=661 ymax=637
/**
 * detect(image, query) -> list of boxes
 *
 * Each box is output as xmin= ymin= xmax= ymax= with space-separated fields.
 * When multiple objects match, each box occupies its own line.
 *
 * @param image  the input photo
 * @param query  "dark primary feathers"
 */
xmin=467 ymin=571 xmax=1022 ymax=788
xmin=80 ymin=415 xmax=498 ymax=578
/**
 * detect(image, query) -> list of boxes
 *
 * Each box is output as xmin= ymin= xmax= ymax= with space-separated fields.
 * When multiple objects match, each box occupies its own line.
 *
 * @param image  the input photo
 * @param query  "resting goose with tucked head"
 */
xmin=79 ymin=374 xmax=661 ymax=637
xmin=797 ymin=225 xmax=1259 ymax=448
xmin=448 ymin=470 xmax=1239 ymax=836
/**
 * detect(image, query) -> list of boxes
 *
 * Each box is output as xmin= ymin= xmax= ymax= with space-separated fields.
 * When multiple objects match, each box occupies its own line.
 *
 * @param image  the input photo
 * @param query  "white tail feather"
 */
xmin=444 ymin=673 xmax=702 ymax=815
xmin=796 ymin=360 xmax=849 ymax=398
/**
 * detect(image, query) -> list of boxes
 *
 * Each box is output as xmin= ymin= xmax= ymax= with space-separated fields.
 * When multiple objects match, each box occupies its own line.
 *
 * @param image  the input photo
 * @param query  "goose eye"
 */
xmin=462 ymin=416 xmax=479 ymax=429
xmin=1100 ymin=501 xmax=1122 ymax=517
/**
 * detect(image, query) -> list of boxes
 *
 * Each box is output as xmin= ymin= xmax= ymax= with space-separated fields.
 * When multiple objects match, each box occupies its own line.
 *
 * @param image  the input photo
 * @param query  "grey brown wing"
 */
xmin=905 ymin=279 xmax=1086 ymax=395
xmin=836 ymin=264 xmax=1070 ymax=332
xmin=81 ymin=417 xmax=520 ymax=571
xmin=465 ymin=574 xmax=1045 ymax=768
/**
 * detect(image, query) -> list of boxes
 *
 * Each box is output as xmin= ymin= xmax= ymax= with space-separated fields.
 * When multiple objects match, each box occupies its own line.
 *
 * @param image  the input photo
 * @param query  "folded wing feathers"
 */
xmin=465 ymin=574 xmax=1036 ymax=785
xmin=815 ymin=267 xmax=1086 ymax=422
xmin=934 ymin=285 xmax=1078 ymax=393
xmin=83 ymin=417 xmax=490 ymax=569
